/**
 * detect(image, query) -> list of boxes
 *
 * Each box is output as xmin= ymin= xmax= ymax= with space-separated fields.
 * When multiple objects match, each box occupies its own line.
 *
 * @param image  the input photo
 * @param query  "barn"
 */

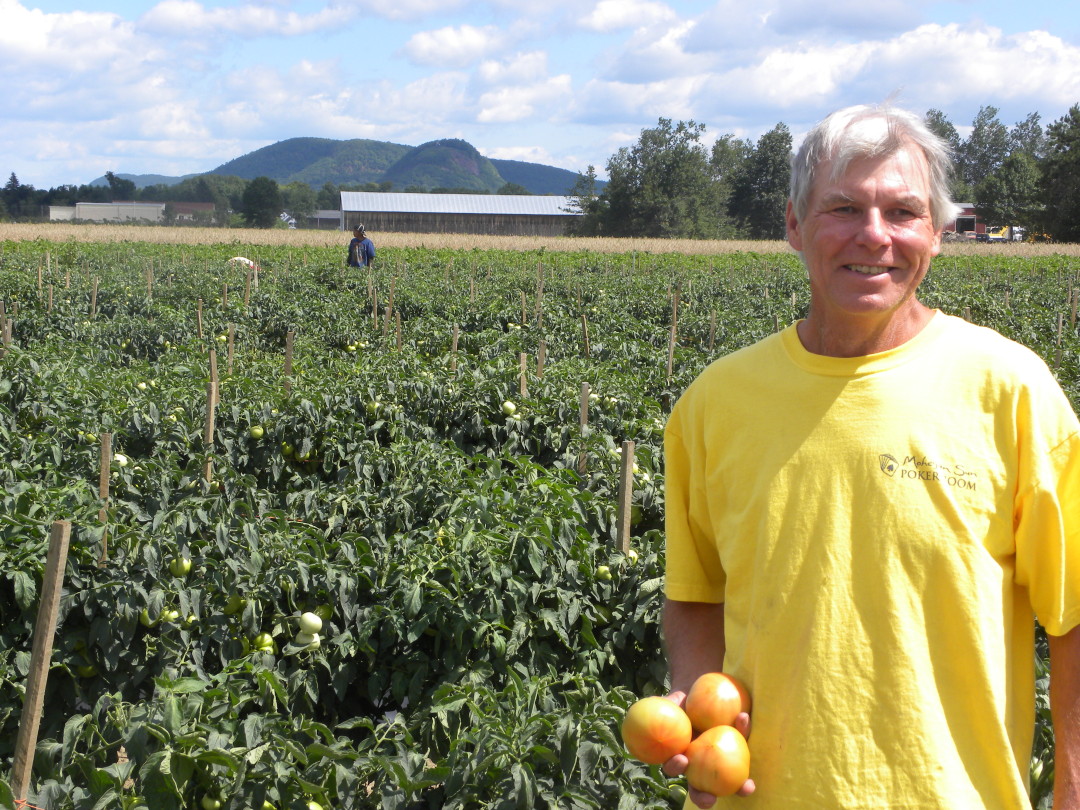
xmin=340 ymin=192 xmax=580 ymax=236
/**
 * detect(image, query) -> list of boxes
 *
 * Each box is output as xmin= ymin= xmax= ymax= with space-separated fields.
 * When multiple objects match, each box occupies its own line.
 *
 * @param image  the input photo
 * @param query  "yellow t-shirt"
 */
xmin=664 ymin=312 xmax=1080 ymax=809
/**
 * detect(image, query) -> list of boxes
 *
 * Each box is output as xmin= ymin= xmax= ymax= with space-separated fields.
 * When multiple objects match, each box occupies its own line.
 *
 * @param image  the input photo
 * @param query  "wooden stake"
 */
xmin=10 ymin=521 xmax=72 ymax=805
xmin=203 ymin=381 xmax=217 ymax=483
xmin=537 ymin=339 xmax=546 ymax=378
xmin=90 ymin=277 xmax=98 ymax=318
xmin=97 ymin=433 xmax=112 ymax=563
xmin=221 ymin=283 xmax=228 ymax=309
xmin=666 ymin=286 xmax=680 ymax=383
xmin=615 ymin=440 xmax=636 ymax=554
xmin=395 ymin=311 xmax=402 ymax=351
xmin=226 ymin=324 xmax=236 ymax=376
xmin=519 ymin=352 xmax=528 ymax=397
xmin=284 ymin=331 xmax=295 ymax=395
xmin=208 ymin=348 xmax=219 ymax=407
xmin=578 ymin=382 xmax=590 ymax=477
xmin=196 ymin=298 xmax=204 ymax=340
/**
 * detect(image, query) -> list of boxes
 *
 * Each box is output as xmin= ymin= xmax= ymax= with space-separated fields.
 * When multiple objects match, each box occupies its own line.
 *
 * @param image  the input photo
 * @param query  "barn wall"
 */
xmin=343 ymin=212 xmax=576 ymax=237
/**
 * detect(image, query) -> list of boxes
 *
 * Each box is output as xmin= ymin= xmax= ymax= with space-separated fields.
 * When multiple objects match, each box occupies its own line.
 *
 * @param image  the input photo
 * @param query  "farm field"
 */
xmin=0 ymin=232 xmax=1077 ymax=809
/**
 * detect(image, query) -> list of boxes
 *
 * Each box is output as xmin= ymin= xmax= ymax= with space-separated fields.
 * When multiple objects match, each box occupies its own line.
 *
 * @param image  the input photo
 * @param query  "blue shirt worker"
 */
xmin=348 ymin=225 xmax=375 ymax=268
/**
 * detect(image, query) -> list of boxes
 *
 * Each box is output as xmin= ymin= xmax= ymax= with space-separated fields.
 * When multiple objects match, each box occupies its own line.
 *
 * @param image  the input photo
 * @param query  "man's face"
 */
xmin=786 ymin=144 xmax=943 ymax=328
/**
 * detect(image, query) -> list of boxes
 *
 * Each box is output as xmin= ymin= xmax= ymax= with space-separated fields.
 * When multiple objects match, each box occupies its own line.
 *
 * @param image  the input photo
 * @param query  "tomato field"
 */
xmin=0 ymin=236 xmax=1076 ymax=809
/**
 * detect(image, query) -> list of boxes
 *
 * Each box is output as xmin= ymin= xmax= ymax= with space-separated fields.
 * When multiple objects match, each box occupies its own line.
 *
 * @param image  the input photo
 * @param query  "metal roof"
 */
xmin=340 ymin=192 xmax=577 ymax=217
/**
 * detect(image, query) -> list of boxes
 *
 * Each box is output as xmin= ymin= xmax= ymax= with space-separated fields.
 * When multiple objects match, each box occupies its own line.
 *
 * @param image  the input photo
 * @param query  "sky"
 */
xmin=4 ymin=0 xmax=1080 ymax=190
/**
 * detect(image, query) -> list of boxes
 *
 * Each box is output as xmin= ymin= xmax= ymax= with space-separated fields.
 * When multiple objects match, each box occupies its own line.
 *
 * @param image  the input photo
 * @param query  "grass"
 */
xmin=1 ymin=222 xmax=1078 ymax=257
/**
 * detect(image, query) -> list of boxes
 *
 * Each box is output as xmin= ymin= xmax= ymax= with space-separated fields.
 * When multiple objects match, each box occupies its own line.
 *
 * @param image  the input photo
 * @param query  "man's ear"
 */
xmin=785 ymin=199 xmax=802 ymax=251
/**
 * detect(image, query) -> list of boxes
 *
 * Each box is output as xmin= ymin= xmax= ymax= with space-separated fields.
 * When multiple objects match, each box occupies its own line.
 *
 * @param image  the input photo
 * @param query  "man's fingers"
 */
xmin=737 ymin=778 xmax=756 ymax=796
xmin=734 ymin=711 xmax=751 ymax=739
xmin=688 ymin=786 xmax=717 ymax=808
xmin=662 ymin=752 xmax=689 ymax=778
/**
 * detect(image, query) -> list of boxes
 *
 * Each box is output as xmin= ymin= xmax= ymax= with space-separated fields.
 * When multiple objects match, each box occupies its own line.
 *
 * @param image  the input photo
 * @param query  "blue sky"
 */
xmin=4 ymin=0 xmax=1080 ymax=189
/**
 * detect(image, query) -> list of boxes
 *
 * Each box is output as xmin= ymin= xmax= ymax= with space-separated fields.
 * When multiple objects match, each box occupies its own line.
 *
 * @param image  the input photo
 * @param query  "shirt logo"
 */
xmin=879 ymin=454 xmax=899 ymax=476
xmin=877 ymin=453 xmax=978 ymax=491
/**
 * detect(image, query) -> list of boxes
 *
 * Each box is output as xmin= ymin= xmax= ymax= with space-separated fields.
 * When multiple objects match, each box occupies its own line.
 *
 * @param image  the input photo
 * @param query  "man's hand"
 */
xmin=660 ymin=691 xmax=755 ymax=807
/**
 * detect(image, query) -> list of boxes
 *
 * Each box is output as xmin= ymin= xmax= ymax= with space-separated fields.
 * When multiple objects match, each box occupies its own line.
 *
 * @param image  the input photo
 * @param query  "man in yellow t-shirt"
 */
xmin=661 ymin=103 xmax=1080 ymax=810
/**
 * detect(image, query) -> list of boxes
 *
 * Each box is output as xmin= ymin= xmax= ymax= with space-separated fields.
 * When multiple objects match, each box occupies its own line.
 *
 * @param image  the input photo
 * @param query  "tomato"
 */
xmin=307 ymin=801 xmax=324 ymax=810
xmin=501 ymin=400 xmax=516 ymax=416
xmin=620 ymin=696 xmax=692 ymax=764
xmin=139 ymin=609 xmax=156 ymax=628
xmin=298 ymin=612 xmax=323 ymax=634
xmin=224 ymin=595 xmax=248 ymax=615
xmin=684 ymin=672 xmax=752 ymax=732
xmin=200 ymin=797 xmax=222 ymax=810
xmin=249 ymin=425 xmax=265 ymax=439
xmin=168 ymin=556 xmax=192 ymax=577
xmin=596 ymin=565 xmax=612 ymax=581
xmin=684 ymin=724 xmax=750 ymax=797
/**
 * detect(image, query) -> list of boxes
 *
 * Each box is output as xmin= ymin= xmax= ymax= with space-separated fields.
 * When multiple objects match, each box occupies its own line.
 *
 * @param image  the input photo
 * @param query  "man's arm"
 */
xmin=662 ymin=599 xmax=754 ymax=805
xmin=1050 ymin=624 xmax=1080 ymax=810
xmin=663 ymin=598 xmax=726 ymax=695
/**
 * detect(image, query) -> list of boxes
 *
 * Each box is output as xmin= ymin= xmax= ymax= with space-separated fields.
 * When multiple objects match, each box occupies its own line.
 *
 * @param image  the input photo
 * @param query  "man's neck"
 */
xmin=796 ymin=302 xmax=935 ymax=358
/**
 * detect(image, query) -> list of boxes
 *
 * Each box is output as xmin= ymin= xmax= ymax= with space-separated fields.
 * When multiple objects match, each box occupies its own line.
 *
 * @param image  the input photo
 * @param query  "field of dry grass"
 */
xmin=2 ymin=222 xmax=1078 ymax=257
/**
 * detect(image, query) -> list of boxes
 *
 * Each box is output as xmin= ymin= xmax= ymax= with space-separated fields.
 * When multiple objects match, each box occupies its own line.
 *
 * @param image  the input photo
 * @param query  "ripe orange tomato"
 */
xmin=684 ymin=672 xmax=751 ymax=732
xmin=621 ymin=696 xmax=693 ymax=764
xmin=684 ymin=724 xmax=750 ymax=797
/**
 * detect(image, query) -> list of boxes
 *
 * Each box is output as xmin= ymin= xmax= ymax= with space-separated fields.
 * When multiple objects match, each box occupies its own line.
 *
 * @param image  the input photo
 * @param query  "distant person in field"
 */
xmin=347 ymin=225 xmax=375 ymax=268
xmin=660 ymin=103 xmax=1080 ymax=809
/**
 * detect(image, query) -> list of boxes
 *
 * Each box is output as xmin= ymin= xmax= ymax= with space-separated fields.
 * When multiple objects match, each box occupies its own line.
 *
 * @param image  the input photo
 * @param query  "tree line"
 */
xmin=5 ymin=103 xmax=1080 ymax=238
xmin=567 ymin=104 xmax=1080 ymax=243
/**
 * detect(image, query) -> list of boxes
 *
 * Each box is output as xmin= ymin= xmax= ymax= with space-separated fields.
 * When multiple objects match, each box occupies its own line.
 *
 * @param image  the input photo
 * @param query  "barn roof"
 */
xmin=340 ymin=192 xmax=577 ymax=217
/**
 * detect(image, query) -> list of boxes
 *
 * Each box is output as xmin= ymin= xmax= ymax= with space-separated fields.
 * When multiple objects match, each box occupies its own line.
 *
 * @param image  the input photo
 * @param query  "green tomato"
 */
xmin=262 ymin=802 xmax=276 ymax=810
xmin=139 ymin=608 xmax=156 ymax=628
xmin=501 ymin=400 xmax=517 ymax=416
xmin=298 ymin=611 xmax=323 ymax=634
xmin=168 ymin=556 xmax=192 ymax=577
xmin=200 ymin=797 xmax=222 ymax=810
xmin=307 ymin=801 xmax=324 ymax=810
xmin=281 ymin=441 xmax=294 ymax=457
xmin=223 ymin=594 xmax=248 ymax=615
xmin=161 ymin=609 xmax=180 ymax=623
xmin=249 ymin=424 xmax=265 ymax=440
xmin=253 ymin=632 xmax=275 ymax=651
xmin=596 ymin=565 xmax=612 ymax=581
xmin=113 ymin=452 xmax=130 ymax=467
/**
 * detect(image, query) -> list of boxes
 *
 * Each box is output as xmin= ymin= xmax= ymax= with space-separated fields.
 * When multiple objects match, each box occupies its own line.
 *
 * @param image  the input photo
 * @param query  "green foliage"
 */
xmin=241 ymin=178 xmax=284 ymax=229
xmin=1042 ymin=105 xmax=1080 ymax=243
xmin=597 ymin=119 xmax=731 ymax=239
xmin=727 ymin=123 xmax=792 ymax=240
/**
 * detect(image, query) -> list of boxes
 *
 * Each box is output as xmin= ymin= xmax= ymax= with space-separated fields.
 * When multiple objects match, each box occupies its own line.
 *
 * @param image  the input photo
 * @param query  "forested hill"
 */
xmin=93 ymin=136 xmax=590 ymax=195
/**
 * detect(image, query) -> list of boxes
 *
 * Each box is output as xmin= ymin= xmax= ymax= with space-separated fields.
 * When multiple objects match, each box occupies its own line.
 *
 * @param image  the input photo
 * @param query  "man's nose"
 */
xmin=856 ymin=209 xmax=891 ymax=248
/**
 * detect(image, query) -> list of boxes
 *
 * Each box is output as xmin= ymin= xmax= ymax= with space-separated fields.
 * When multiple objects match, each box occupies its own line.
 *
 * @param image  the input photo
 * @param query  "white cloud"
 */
xmin=139 ymin=0 xmax=342 ymax=38
xmin=476 ymin=51 xmax=549 ymax=84
xmin=477 ymin=75 xmax=573 ymax=123
xmin=403 ymin=24 xmax=506 ymax=68
xmin=333 ymin=0 xmax=468 ymax=22
xmin=579 ymin=0 xmax=676 ymax=33
xmin=0 ymin=0 xmax=140 ymax=71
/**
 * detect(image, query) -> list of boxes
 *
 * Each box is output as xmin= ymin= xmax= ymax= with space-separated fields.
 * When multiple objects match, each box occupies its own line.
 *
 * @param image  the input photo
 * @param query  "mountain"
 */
xmin=89 ymin=136 xmax=594 ymax=195
xmin=382 ymin=139 xmax=505 ymax=193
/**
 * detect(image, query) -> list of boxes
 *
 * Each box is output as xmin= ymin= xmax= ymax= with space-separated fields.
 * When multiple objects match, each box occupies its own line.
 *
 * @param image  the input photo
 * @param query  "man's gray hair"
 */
xmin=790 ymin=104 xmax=963 ymax=230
